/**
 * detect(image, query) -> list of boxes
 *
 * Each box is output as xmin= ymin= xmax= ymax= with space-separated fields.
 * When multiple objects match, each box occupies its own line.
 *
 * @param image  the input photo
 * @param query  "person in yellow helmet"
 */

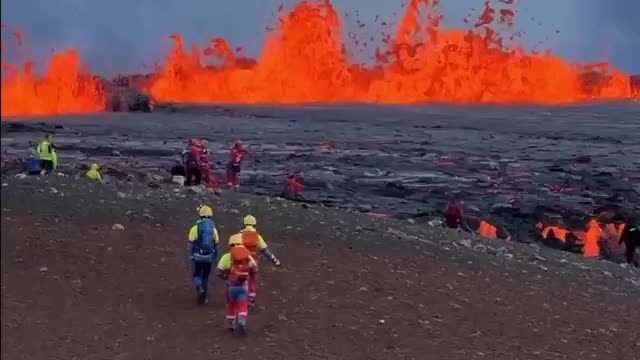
xmin=187 ymin=204 xmax=220 ymax=304
xmin=86 ymin=164 xmax=102 ymax=182
xmin=36 ymin=134 xmax=57 ymax=174
xmin=217 ymin=237 xmax=258 ymax=334
xmin=228 ymin=214 xmax=280 ymax=305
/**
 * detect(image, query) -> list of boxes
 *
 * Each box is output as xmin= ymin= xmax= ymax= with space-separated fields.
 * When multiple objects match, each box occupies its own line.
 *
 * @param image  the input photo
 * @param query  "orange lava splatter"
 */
xmin=478 ymin=220 xmax=498 ymax=239
xmin=150 ymin=0 xmax=634 ymax=105
xmin=1 ymin=28 xmax=106 ymax=117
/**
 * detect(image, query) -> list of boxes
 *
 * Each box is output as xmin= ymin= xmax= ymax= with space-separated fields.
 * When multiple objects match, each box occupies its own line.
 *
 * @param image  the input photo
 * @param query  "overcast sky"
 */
xmin=2 ymin=0 xmax=638 ymax=75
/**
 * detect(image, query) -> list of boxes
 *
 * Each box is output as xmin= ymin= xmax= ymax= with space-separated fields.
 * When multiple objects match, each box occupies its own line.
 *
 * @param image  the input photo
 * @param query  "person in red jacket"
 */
xmin=282 ymin=175 xmax=304 ymax=200
xmin=226 ymin=141 xmax=246 ymax=191
xmin=444 ymin=198 xmax=464 ymax=231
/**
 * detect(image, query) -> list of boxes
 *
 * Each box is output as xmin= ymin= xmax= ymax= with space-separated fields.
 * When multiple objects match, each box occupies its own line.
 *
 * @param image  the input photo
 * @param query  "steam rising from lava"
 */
xmin=1 ymin=0 xmax=636 ymax=117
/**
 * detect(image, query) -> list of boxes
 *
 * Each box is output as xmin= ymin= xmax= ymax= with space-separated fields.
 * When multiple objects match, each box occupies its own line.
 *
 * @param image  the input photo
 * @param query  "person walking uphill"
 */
xmin=226 ymin=141 xmax=246 ymax=191
xmin=228 ymin=215 xmax=280 ymax=305
xmin=217 ymin=239 xmax=257 ymax=335
xmin=36 ymin=134 xmax=57 ymax=174
xmin=187 ymin=205 xmax=220 ymax=304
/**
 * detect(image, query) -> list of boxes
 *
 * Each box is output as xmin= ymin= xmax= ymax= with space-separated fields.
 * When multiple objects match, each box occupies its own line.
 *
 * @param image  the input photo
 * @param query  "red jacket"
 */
xmin=287 ymin=177 xmax=304 ymax=194
xmin=230 ymin=147 xmax=244 ymax=165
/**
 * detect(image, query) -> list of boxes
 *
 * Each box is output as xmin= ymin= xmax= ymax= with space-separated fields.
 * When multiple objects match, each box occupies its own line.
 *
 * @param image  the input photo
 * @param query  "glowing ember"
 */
xmin=1 ymin=29 xmax=106 ymax=117
xmin=149 ymin=0 xmax=634 ymax=105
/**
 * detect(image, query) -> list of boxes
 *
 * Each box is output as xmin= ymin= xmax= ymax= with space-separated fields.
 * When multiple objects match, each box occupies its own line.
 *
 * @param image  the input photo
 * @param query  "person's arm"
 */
xmin=212 ymin=228 xmax=219 ymax=256
xmin=258 ymin=235 xmax=280 ymax=265
xmin=216 ymin=254 xmax=230 ymax=280
xmin=187 ymin=225 xmax=197 ymax=258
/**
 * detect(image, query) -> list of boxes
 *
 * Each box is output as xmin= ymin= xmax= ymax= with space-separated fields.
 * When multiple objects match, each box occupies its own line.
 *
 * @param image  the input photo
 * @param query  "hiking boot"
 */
xmin=197 ymin=287 xmax=207 ymax=304
xmin=226 ymin=319 xmax=235 ymax=332
xmin=235 ymin=316 xmax=247 ymax=336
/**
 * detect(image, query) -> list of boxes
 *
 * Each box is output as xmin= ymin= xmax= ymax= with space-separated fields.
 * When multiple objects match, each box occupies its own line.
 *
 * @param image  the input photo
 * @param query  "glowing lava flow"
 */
xmin=1 ymin=0 xmax=636 ymax=117
xmin=149 ymin=0 xmax=634 ymax=105
xmin=1 ymin=29 xmax=106 ymax=117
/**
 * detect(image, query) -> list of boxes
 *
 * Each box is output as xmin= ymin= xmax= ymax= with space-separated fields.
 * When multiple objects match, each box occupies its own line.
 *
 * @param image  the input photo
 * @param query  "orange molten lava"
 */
xmin=583 ymin=219 xmax=601 ymax=258
xmin=540 ymin=224 xmax=569 ymax=243
xmin=478 ymin=220 xmax=498 ymax=239
xmin=2 ymin=1 xmax=636 ymax=117
xmin=150 ymin=0 xmax=634 ymax=104
xmin=1 ymin=29 xmax=105 ymax=117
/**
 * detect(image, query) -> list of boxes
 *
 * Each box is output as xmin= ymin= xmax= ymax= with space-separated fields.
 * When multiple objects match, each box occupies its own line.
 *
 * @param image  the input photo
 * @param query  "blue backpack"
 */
xmin=193 ymin=218 xmax=216 ymax=260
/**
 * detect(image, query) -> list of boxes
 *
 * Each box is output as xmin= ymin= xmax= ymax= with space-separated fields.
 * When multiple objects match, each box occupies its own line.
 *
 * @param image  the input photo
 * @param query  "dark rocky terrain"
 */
xmin=2 ymin=173 xmax=639 ymax=360
xmin=2 ymin=103 xmax=639 ymax=259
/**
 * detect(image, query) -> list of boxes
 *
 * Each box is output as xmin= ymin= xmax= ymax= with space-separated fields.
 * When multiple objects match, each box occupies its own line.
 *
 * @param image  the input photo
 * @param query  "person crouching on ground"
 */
xmin=187 ymin=205 xmax=220 ymax=304
xmin=36 ymin=134 xmax=57 ymax=174
xmin=226 ymin=141 xmax=246 ymax=191
xmin=86 ymin=163 xmax=103 ymax=182
xmin=217 ymin=239 xmax=257 ymax=335
xmin=25 ymin=149 xmax=43 ymax=175
xmin=228 ymin=215 xmax=280 ymax=305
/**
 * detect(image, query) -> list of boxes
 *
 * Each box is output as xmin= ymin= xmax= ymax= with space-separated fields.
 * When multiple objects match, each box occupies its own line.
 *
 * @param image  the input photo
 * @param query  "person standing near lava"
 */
xmin=282 ymin=174 xmax=304 ymax=200
xmin=226 ymin=141 xmax=246 ymax=191
xmin=197 ymin=140 xmax=219 ymax=188
xmin=36 ymin=134 xmax=57 ymax=174
xmin=614 ymin=215 xmax=639 ymax=267
xmin=444 ymin=197 xmax=465 ymax=231
xmin=183 ymin=139 xmax=202 ymax=186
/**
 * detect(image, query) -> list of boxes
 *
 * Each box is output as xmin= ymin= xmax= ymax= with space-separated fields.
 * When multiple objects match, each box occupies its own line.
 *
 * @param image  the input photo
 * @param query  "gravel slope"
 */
xmin=2 ymin=175 xmax=639 ymax=360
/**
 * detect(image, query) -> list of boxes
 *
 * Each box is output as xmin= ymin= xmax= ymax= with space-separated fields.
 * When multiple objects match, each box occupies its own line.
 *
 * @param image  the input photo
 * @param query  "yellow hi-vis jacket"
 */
xmin=86 ymin=166 xmax=102 ymax=182
xmin=37 ymin=139 xmax=54 ymax=161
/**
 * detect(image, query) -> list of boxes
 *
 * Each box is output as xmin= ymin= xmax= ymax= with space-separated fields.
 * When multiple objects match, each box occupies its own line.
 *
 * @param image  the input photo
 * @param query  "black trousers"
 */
xmin=185 ymin=165 xmax=201 ymax=186
xmin=623 ymin=241 xmax=638 ymax=267
xmin=193 ymin=261 xmax=212 ymax=291
xmin=41 ymin=160 xmax=54 ymax=174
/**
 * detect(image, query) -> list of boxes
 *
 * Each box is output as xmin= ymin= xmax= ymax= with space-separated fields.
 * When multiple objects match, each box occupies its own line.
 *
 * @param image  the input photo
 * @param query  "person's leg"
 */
xmin=193 ymin=261 xmax=205 ymax=302
xmin=232 ymin=166 xmax=240 ymax=189
xmin=248 ymin=272 xmax=257 ymax=305
xmin=225 ymin=284 xmax=237 ymax=330
xmin=626 ymin=242 xmax=639 ymax=267
xmin=235 ymin=286 xmax=249 ymax=335
xmin=226 ymin=163 xmax=233 ymax=186
xmin=200 ymin=262 xmax=212 ymax=302
xmin=195 ymin=167 xmax=202 ymax=185
xmin=42 ymin=160 xmax=53 ymax=174
xmin=185 ymin=166 xmax=193 ymax=186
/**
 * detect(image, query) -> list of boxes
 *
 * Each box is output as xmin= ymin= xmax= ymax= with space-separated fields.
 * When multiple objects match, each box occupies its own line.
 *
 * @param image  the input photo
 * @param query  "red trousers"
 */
xmin=225 ymin=283 xmax=249 ymax=320
xmin=248 ymin=272 xmax=257 ymax=301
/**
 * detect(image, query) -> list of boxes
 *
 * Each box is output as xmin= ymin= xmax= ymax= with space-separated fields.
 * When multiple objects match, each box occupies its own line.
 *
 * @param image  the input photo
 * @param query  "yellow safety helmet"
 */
xmin=198 ymin=205 xmax=213 ymax=217
xmin=229 ymin=235 xmax=243 ymax=247
xmin=90 ymin=163 xmax=99 ymax=170
xmin=244 ymin=214 xmax=257 ymax=226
